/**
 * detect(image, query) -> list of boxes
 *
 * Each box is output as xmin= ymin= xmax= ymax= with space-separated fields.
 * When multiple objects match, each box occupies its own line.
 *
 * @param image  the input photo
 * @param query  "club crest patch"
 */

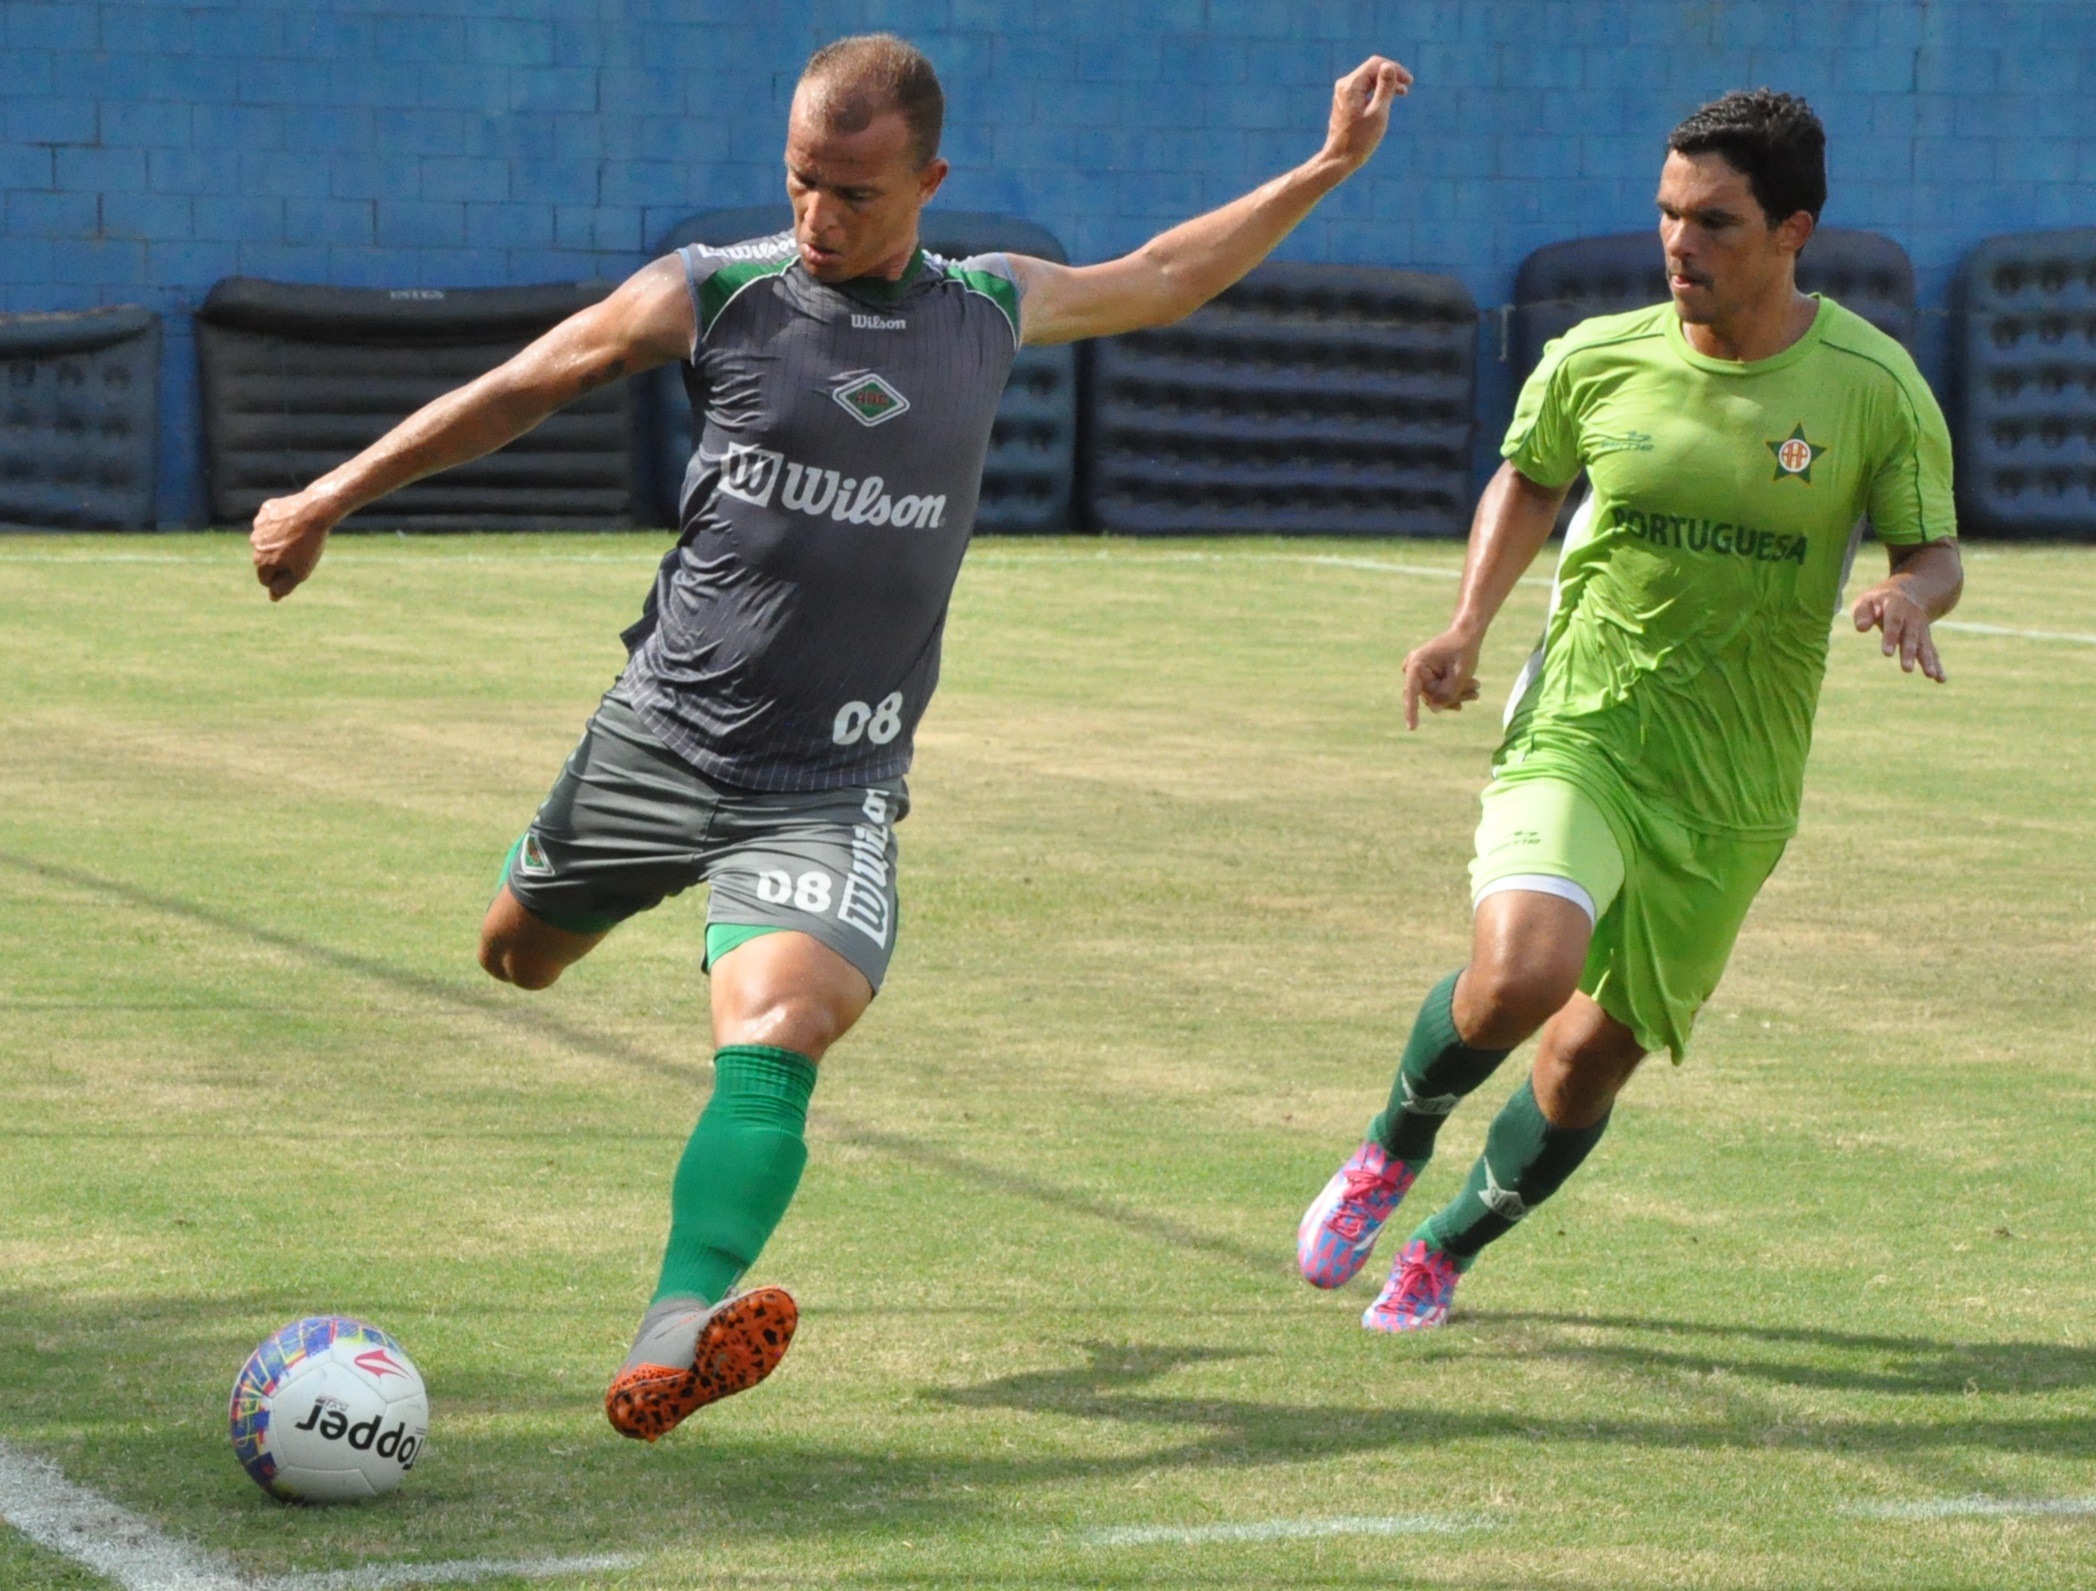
xmin=832 ymin=372 xmax=910 ymax=427
xmin=1767 ymin=422 xmax=1827 ymax=483
xmin=518 ymin=833 xmax=554 ymax=877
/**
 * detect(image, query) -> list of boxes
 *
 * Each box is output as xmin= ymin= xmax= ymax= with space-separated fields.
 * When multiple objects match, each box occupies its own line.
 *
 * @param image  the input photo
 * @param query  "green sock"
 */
xmin=653 ymin=1045 xmax=818 ymax=1306
xmin=1419 ymin=1079 xmax=1609 ymax=1270
xmin=1370 ymin=970 xmax=1512 ymax=1163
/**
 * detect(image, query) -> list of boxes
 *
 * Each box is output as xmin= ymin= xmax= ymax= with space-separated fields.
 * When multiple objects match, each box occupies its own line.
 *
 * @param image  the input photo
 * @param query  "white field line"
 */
xmin=0 ymin=1440 xmax=637 ymax=1590
xmin=0 ymin=552 xmax=665 ymax=566
xmin=0 ymin=1438 xmax=244 ymax=1591
xmin=16 ymin=546 xmax=2094 ymax=642
xmin=967 ymin=547 xmax=1561 ymax=587
xmin=1842 ymin=1495 xmax=2096 ymax=1519
xmin=1078 ymin=1512 xmax=1491 ymax=1546
xmin=0 ymin=544 xmax=1552 ymax=588
xmin=1937 ymin=619 xmax=2096 ymax=645
xmin=0 ymin=547 xmax=1475 ymax=573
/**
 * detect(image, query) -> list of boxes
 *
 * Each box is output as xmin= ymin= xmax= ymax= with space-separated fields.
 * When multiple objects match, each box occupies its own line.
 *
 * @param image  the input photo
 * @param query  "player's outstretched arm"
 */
xmin=1402 ymin=463 xmax=1568 ymax=730
xmin=1851 ymin=537 xmax=1962 ymax=683
xmin=1007 ymin=55 xmax=1412 ymax=346
xmin=249 ymin=256 xmax=695 ymax=601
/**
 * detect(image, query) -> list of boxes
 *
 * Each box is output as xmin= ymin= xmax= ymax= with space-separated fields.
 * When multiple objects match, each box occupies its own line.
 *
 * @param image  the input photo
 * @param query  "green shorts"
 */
xmin=504 ymin=689 xmax=906 ymax=990
xmin=1470 ymin=772 xmax=1787 ymax=1062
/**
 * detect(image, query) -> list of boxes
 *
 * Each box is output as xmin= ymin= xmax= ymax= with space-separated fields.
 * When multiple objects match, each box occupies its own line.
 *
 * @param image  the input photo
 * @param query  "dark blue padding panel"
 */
xmin=1082 ymin=263 xmax=1477 ymax=537
xmin=651 ymin=207 xmax=1076 ymax=534
xmin=0 ymin=306 xmax=160 ymax=531
xmin=1954 ymin=228 xmax=2096 ymax=540
xmin=1511 ymin=227 xmax=1917 ymax=383
xmin=195 ymin=278 xmax=640 ymax=530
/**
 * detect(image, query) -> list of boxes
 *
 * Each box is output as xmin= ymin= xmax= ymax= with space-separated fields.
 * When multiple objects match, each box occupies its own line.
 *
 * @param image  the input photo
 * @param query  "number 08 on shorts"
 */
xmin=506 ymin=692 xmax=909 ymax=990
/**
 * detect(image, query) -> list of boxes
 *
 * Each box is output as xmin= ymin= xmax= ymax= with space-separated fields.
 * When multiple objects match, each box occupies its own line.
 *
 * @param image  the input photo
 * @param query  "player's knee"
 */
xmin=1454 ymin=961 xmax=1576 ymax=1049
xmin=717 ymin=990 xmax=854 ymax=1062
xmin=478 ymin=934 xmax=562 ymax=991
xmin=761 ymin=1000 xmax=848 ymax=1059
xmin=1533 ymin=1047 xmax=1640 ymax=1129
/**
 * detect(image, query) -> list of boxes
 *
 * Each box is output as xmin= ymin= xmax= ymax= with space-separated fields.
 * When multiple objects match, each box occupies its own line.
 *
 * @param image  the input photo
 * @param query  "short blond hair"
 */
xmin=798 ymin=34 xmax=944 ymax=168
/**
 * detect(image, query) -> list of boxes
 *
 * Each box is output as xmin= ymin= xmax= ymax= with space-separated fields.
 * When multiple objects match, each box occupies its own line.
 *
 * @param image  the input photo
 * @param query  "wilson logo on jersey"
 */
xmin=832 ymin=372 xmax=910 ymax=427
xmin=716 ymin=443 xmax=785 ymax=507
xmin=712 ymin=442 xmax=947 ymax=528
xmin=1767 ymin=422 xmax=1828 ymax=483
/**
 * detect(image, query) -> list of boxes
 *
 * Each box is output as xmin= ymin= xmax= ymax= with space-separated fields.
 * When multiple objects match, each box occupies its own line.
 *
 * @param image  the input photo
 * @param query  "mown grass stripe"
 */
xmin=1078 ymin=1513 xmax=1490 ymax=1546
xmin=1843 ymin=1496 xmax=2096 ymax=1519
xmin=268 ymin=1555 xmax=642 ymax=1589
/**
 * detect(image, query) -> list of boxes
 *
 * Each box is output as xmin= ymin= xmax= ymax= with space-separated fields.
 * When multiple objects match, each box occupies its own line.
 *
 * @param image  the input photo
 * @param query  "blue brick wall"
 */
xmin=4 ymin=0 xmax=2093 ymax=526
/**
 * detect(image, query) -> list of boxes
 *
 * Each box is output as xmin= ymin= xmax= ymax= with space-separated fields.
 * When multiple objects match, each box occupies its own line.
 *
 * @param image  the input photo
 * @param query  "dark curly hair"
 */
xmin=1669 ymin=89 xmax=1827 ymax=226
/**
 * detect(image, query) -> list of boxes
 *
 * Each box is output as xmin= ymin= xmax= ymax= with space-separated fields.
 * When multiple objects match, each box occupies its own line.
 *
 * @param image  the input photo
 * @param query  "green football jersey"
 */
xmin=1498 ymin=296 xmax=1955 ymax=837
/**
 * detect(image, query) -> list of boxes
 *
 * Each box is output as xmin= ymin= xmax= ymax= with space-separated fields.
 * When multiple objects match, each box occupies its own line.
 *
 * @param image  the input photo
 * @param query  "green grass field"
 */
xmin=2 ymin=533 xmax=2093 ymax=1590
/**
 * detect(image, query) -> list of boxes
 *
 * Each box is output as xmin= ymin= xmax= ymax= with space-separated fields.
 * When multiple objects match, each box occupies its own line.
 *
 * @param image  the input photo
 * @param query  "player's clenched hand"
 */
xmin=1852 ymin=582 xmax=1946 ymax=683
xmin=250 ymin=490 xmax=338 ymax=602
xmin=1320 ymin=56 xmax=1413 ymax=175
xmin=1402 ymin=627 xmax=1484 ymax=730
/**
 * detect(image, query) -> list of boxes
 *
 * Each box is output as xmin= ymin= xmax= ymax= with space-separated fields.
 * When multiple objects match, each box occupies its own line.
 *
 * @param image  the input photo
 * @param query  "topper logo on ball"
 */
xmin=291 ymin=1397 xmax=423 ymax=1465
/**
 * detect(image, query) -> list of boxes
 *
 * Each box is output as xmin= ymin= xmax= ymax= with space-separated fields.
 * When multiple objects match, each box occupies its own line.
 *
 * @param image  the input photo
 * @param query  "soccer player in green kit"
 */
xmin=1297 ymin=90 xmax=1964 ymax=1329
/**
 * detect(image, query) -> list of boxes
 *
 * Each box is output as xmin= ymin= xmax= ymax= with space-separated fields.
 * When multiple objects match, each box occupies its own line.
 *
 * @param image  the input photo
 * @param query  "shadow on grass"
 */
xmin=2 ymin=848 xmax=1285 ymax=1275
xmin=7 ymin=1287 xmax=2096 ymax=1569
xmin=10 ymin=851 xmax=2096 ymax=1565
xmin=0 ymin=849 xmax=708 ymax=1087
xmin=927 ymin=1335 xmax=2096 ymax=1469
xmin=1460 ymin=1308 xmax=2096 ymax=1396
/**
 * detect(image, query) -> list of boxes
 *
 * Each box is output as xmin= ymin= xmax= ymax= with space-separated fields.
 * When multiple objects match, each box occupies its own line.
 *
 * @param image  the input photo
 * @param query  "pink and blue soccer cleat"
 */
xmin=1296 ymin=1140 xmax=1419 ymax=1289
xmin=1362 ymin=1238 xmax=1462 ymax=1332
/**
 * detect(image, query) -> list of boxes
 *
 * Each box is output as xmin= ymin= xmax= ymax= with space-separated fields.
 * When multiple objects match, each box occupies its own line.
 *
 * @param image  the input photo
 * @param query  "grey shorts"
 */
xmin=505 ymin=690 xmax=906 ymax=989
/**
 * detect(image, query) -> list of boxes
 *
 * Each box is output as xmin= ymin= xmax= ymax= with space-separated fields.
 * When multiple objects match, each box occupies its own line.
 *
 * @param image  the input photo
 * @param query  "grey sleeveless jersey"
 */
xmin=618 ymin=233 xmax=1023 ymax=793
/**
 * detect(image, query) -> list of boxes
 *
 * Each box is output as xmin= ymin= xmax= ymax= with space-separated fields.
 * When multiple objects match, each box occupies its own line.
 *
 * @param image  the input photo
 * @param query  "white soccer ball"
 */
xmin=228 ymin=1316 xmax=430 ymax=1503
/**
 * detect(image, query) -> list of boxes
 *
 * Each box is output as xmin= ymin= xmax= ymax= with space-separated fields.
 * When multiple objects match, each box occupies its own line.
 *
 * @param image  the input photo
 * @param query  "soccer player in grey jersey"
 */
xmin=251 ymin=34 xmax=1412 ymax=1441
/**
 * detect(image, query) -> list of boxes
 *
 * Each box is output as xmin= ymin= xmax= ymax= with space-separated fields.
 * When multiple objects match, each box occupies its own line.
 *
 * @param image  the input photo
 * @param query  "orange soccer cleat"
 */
xmin=603 ymin=1286 xmax=798 ymax=1441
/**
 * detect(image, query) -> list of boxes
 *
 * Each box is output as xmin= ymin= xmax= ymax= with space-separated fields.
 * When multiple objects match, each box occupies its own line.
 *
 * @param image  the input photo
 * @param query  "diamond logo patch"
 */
xmin=832 ymin=372 xmax=910 ymax=427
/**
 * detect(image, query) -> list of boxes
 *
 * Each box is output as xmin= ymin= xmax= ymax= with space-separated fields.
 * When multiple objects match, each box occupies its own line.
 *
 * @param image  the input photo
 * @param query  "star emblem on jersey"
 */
xmin=1767 ymin=422 xmax=1827 ymax=483
xmin=832 ymin=372 xmax=910 ymax=427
